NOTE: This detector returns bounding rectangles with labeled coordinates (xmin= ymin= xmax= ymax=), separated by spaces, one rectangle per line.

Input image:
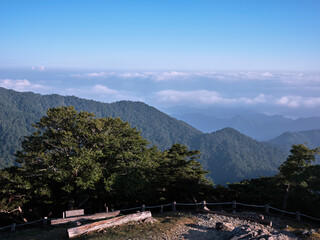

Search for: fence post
xmin=160 ymin=205 xmax=163 ymax=213
xmin=172 ymin=201 xmax=176 ymax=212
xmin=63 ymin=212 xmax=66 ymax=218
xmin=232 ymin=200 xmax=236 ymax=213
xmin=11 ymin=223 xmax=16 ymax=232
xmin=141 ymin=205 xmax=145 ymax=212
xmin=43 ymin=217 xmax=48 ymax=226
xmin=202 ymin=200 xmax=206 ymax=209
xmin=265 ymin=204 xmax=269 ymax=214
xmin=104 ymin=203 xmax=109 ymax=213
xmin=296 ymin=211 xmax=301 ymax=221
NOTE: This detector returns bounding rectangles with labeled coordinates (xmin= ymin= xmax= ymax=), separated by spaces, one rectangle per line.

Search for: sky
xmin=1 ymin=0 xmax=320 ymax=118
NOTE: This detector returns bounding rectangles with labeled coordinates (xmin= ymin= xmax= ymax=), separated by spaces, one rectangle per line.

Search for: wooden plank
xmin=65 ymin=209 xmax=84 ymax=218
xmin=51 ymin=211 xmax=120 ymax=225
xmin=67 ymin=211 xmax=152 ymax=238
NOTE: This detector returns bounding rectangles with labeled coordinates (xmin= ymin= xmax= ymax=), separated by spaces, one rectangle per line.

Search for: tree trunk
xmin=282 ymin=184 xmax=290 ymax=211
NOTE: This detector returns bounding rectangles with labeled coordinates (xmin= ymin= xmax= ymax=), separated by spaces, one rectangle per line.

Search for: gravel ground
xmin=148 ymin=211 xmax=300 ymax=240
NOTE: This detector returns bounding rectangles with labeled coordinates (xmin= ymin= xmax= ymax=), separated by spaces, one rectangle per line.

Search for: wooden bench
xmin=63 ymin=209 xmax=85 ymax=218
xmin=52 ymin=211 xmax=120 ymax=225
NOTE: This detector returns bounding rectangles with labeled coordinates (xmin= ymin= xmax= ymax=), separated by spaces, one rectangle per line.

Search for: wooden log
xmin=51 ymin=211 xmax=120 ymax=225
xmin=67 ymin=211 xmax=152 ymax=238
xmin=65 ymin=209 xmax=84 ymax=218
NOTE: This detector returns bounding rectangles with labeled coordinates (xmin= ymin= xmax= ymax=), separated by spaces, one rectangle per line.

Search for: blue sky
xmin=1 ymin=0 xmax=320 ymax=118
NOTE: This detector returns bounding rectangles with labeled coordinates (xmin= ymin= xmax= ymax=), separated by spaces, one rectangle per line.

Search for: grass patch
xmin=0 ymin=212 xmax=196 ymax=240
xmin=76 ymin=212 xmax=196 ymax=240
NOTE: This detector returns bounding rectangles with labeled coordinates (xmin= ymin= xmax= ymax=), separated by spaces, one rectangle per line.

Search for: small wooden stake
xmin=11 ymin=223 xmax=16 ymax=232
xmin=172 ymin=201 xmax=176 ymax=212
xmin=43 ymin=217 xmax=48 ymax=226
xmin=232 ymin=201 xmax=236 ymax=213
xmin=202 ymin=200 xmax=206 ymax=209
xmin=141 ymin=205 xmax=145 ymax=212
xmin=265 ymin=204 xmax=269 ymax=214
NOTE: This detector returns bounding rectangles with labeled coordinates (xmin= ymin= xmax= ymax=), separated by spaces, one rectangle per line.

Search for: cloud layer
xmin=71 ymin=70 xmax=320 ymax=83
xmin=156 ymin=89 xmax=320 ymax=109
xmin=156 ymin=90 xmax=267 ymax=105
xmin=0 ymin=79 xmax=46 ymax=92
xmin=2 ymin=70 xmax=320 ymax=118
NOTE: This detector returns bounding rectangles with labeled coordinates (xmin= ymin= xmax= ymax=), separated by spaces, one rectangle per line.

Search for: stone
xmin=222 ymin=222 xmax=235 ymax=231
xmin=143 ymin=217 xmax=158 ymax=224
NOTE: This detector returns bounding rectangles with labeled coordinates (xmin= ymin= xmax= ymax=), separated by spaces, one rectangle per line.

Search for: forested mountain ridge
xmin=193 ymin=128 xmax=286 ymax=183
xmin=0 ymin=87 xmax=201 ymax=167
xmin=268 ymin=129 xmax=320 ymax=153
xmin=0 ymin=87 xmax=287 ymax=184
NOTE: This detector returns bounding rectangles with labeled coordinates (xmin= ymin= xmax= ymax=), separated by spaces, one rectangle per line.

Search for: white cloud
xmin=0 ymin=79 xmax=46 ymax=92
xmin=31 ymin=65 xmax=46 ymax=71
xmin=92 ymin=84 xmax=118 ymax=94
xmin=262 ymin=72 xmax=273 ymax=77
xmin=65 ymin=84 xmax=143 ymax=103
xmin=71 ymin=72 xmax=110 ymax=78
xmin=39 ymin=65 xmax=45 ymax=71
xmin=156 ymin=90 xmax=267 ymax=106
xmin=275 ymin=96 xmax=320 ymax=108
xmin=152 ymin=71 xmax=190 ymax=81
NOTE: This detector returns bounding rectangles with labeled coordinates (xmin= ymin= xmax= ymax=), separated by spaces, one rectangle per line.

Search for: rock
xmin=143 ymin=217 xmax=158 ymax=224
xmin=310 ymin=229 xmax=317 ymax=234
xmin=222 ymin=222 xmax=235 ymax=231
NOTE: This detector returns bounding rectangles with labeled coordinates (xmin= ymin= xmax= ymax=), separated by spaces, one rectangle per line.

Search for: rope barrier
xmin=300 ymin=213 xmax=320 ymax=221
xmin=119 ymin=206 xmax=141 ymax=212
xmin=269 ymin=206 xmax=295 ymax=215
xmin=176 ymin=202 xmax=202 ymax=206
xmin=1 ymin=200 xmax=320 ymax=232
xmin=161 ymin=203 xmax=173 ymax=207
xmin=206 ymin=202 xmax=233 ymax=205
xmin=0 ymin=225 xmax=11 ymax=231
xmin=237 ymin=202 xmax=264 ymax=208
xmin=145 ymin=205 xmax=162 ymax=209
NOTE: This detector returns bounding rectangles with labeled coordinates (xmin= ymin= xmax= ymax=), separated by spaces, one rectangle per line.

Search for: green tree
xmin=278 ymin=144 xmax=319 ymax=210
xmin=156 ymin=144 xmax=212 ymax=202
xmin=15 ymin=106 xmax=153 ymax=212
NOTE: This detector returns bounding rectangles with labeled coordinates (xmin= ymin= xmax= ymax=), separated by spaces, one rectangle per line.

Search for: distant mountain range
xmin=172 ymin=112 xmax=320 ymax=141
xmin=0 ymin=87 xmax=298 ymax=184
